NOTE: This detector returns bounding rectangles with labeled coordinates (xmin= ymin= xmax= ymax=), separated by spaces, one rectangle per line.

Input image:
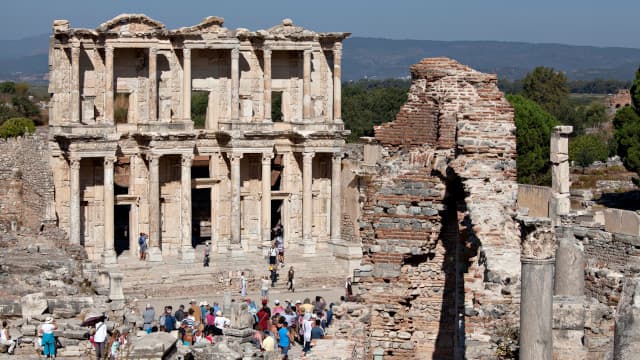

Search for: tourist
xmin=300 ymin=298 xmax=313 ymax=314
xmin=164 ymin=307 xmax=176 ymax=333
xmin=92 ymin=316 xmax=108 ymax=360
xmin=314 ymin=296 xmax=326 ymax=314
xmin=326 ymin=303 xmax=334 ymax=327
xmin=311 ymin=319 xmax=324 ymax=340
xmin=213 ymin=310 xmax=230 ymax=335
xmin=275 ymin=227 xmax=284 ymax=266
xmin=301 ymin=313 xmax=313 ymax=356
xmin=175 ymin=304 xmax=186 ymax=322
xmin=262 ymin=330 xmax=275 ymax=352
xmin=261 ymin=273 xmax=270 ymax=299
xmin=276 ymin=319 xmax=293 ymax=359
xmin=138 ymin=232 xmax=148 ymax=261
xmin=190 ymin=300 xmax=202 ymax=325
xmin=205 ymin=308 xmax=216 ymax=336
xmin=194 ymin=328 xmax=210 ymax=345
xmin=142 ymin=304 xmax=155 ymax=334
xmin=185 ymin=308 xmax=196 ymax=328
xmin=345 ymin=277 xmax=353 ymax=300
xmin=183 ymin=328 xmax=193 ymax=346
xmin=200 ymin=302 xmax=208 ymax=324
xmin=240 ymin=272 xmax=247 ymax=297
xmin=109 ymin=329 xmax=121 ymax=359
xmin=257 ymin=300 xmax=271 ymax=331
xmin=273 ymin=299 xmax=284 ymax=316
xmin=269 ymin=242 xmax=278 ymax=266
xmin=270 ymin=265 xmax=278 ymax=287
xmin=287 ymin=266 xmax=295 ymax=292
xmin=0 ymin=320 xmax=16 ymax=355
xmin=203 ymin=242 xmax=210 ymax=267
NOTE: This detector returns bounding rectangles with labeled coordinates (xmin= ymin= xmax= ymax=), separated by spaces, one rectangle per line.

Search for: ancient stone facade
xmin=353 ymin=58 xmax=519 ymax=359
xmin=47 ymin=14 xmax=349 ymax=263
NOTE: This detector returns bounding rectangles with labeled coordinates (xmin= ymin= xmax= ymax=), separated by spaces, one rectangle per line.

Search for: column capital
xmin=333 ymin=42 xmax=343 ymax=54
xmin=69 ymin=156 xmax=81 ymax=169
xmin=104 ymin=155 xmax=117 ymax=167
xmin=303 ymin=151 xmax=315 ymax=161
xmin=149 ymin=46 xmax=158 ymax=56
xmin=231 ymin=47 xmax=240 ymax=59
xmin=105 ymin=45 xmax=114 ymax=54
xmin=181 ymin=153 xmax=194 ymax=167
xmin=183 ymin=47 xmax=191 ymax=58
xmin=332 ymin=152 xmax=343 ymax=162
xmin=519 ymin=217 xmax=556 ymax=261
xmin=263 ymin=47 xmax=272 ymax=57
xmin=262 ymin=152 xmax=275 ymax=164
xmin=229 ymin=152 xmax=243 ymax=162
xmin=146 ymin=153 xmax=161 ymax=164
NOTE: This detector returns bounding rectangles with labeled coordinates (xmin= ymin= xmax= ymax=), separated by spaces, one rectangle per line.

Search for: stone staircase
xmin=101 ymin=245 xmax=348 ymax=299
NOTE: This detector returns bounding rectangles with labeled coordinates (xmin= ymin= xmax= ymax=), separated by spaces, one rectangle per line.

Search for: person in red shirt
xmin=257 ymin=300 xmax=271 ymax=331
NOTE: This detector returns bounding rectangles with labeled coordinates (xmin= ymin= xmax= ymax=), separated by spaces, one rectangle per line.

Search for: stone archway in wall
xmin=356 ymin=58 xmax=520 ymax=359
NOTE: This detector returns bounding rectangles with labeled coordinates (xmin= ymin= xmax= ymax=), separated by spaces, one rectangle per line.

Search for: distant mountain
xmin=342 ymin=37 xmax=640 ymax=81
xmin=1 ymin=34 xmax=639 ymax=83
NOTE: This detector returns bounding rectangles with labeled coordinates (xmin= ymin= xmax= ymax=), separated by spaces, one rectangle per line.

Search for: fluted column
xmin=148 ymin=47 xmax=158 ymax=122
xmin=69 ymin=156 xmax=81 ymax=245
xmin=71 ymin=43 xmax=81 ymax=123
xmin=261 ymin=153 xmax=274 ymax=248
xmin=231 ymin=47 xmax=240 ymax=120
xmin=105 ymin=46 xmax=114 ymax=124
xmin=180 ymin=154 xmax=195 ymax=263
xmin=333 ymin=43 xmax=342 ymax=122
xmin=182 ymin=48 xmax=191 ymax=120
xmin=102 ymin=155 xmax=117 ymax=265
xmin=147 ymin=154 xmax=163 ymax=262
xmin=519 ymin=218 xmax=556 ymax=360
xmin=128 ymin=154 xmax=139 ymax=252
xmin=331 ymin=152 xmax=342 ymax=242
xmin=303 ymin=49 xmax=312 ymax=120
xmin=302 ymin=151 xmax=315 ymax=254
xmin=263 ymin=48 xmax=272 ymax=122
xmin=230 ymin=153 xmax=243 ymax=246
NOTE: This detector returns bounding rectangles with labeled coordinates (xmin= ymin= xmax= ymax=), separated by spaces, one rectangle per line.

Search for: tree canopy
xmin=614 ymin=67 xmax=640 ymax=174
xmin=569 ymin=134 xmax=609 ymax=168
xmin=507 ymin=94 xmax=559 ymax=185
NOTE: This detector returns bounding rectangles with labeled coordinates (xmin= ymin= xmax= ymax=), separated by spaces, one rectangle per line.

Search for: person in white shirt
xmin=0 ymin=320 xmax=16 ymax=355
xmin=93 ymin=316 xmax=108 ymax=360
xmin=213 ymin=310 xmax=231 ymax=335
xmin=39 ymin=317 xmax=58 ymax=359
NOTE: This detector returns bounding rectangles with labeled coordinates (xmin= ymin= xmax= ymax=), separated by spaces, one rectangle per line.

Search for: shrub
xmin=0 ymin=117 xmax=35 ymax=138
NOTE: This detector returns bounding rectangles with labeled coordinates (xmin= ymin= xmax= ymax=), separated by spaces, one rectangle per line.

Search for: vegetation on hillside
xmin=0 ymin=117 xmax=35 ymax=138
xmin=613 ymin=67 xmax=640 ymax=175
xmin=0 ymin=81 xmax=44 ymax=129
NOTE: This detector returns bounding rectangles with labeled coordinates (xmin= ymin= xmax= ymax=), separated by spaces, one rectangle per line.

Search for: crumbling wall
xmin=355 ymin=58 xmax=519 ymax=359
xmin=0 ymin=130 xmax=55 ymax=230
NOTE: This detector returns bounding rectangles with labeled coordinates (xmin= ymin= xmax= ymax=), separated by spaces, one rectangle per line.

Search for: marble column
xmin=71 ymin=43 xmax=80 ymax=123
xmin=105 ymin=46 xmax=114 ymax=124
xmin=519 ymin=217 xmax=556 ymax=360
xmin=230 ymin=153 xmax=243 ymax=246
xmin=263 ymin=48 xmax=272 ymax=122
xmin=554 ymin=226 xmax=584 ymax=296
xmin=128 ymin=154 xmax=139 ymax=252
xmin=330 ymin=152 xmax=342 ymax=242
xmin=302 ymin=151 xmax=315 ymax=254
xmin=333 ymin=43 xmax=342 ymax=122
xmin=303 ymin=49 xmax=312 ymax=120
xmin=148 ymin=47 xmax=158 ymax=122
xmin=182 ymin=48 xmax=191 ymax=120
xmin=147 ymin=154 xmax=163 ymax=262
xmin=261 ymin=153 xmax=274 ymax=248
xmin=550 ymin=125 xmax=573 ymax=224
xmin=180 ymin=154 xmax=195 ymax=263
xmin=69 ymin=156 xmax=81 ymax=245
xmin=231 ymin=47 xmax=240 ymax=120
xmin=210 ymin=154 xmax=221 ymax=252
xmin=102 ymin=155 xmax=117 ymax=265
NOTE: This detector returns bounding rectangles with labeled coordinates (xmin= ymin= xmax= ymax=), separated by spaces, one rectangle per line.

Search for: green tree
xmin=11 ymin=96 xmax=40 ymax=119
xmin=0 ymin=81 xmax=16 ymax=94
xmin=569 ymin=134 xmax=609 ymax=168
xmin=630 ymin=67 xmax=640 ymax=110
xmin=0 ymin=104 xmax=20 ymax=124
xmin=507 ymin=94 xmax=559 ymax=185
xmin=522 ymin=67 xmax=570 ymax=118
xmin=0 ymin=117 xmax=35 ymax=138
xmin=612 ymin=105 xmax=640 ymax=130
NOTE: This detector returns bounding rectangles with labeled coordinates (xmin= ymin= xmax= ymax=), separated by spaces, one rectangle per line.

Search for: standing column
xmin=102 ymin=155 xmax=117 ymax=265
xmin=303 ymin=49 xmax=312 ymax=120
xmin=330 ymin=152 xmax=342 ymax=242
xmin=332 ymin=43 xmax=342 ymax=122
xmin=261 ymin=153 xmax=274 ymax=249
xmin=71 ymin=43 xmax=81 ymax=123
xmin=147 ymin=154 xmax=163 ymax=262
xmin=105 ymin=46 xmax=114 ymax=124
xmin=128 ymin=154 xmax=139 ymax=252
xmin=231 ymin=47 xmax=240 ymax=120
xmin=182 ymin=48 xmax=191 ymax=120
xmin=148 ymin=47 xmax=158 ymax=122
xmin=263 ymin=48 xmax=272 ymax=122
xmin=69 ymin=156 xmax=81 ymax=245
xmin=230 ymin=153 xmax=243 ymax=247
xmin=550 ymin=125 xmax=573 ymax=224
xmin=180 ymin=154 xmax=195 ymax=263
xmin=302 ymin=151 xmax=315 ymax=254
xmin=519 ymin=218 xmax=556 ymax=360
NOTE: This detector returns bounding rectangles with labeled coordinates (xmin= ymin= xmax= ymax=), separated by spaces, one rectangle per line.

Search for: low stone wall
xmin=517 ymin=184 xmax=550 ymax=217
xmin=603 ymin=208 xmax=640 ymax=237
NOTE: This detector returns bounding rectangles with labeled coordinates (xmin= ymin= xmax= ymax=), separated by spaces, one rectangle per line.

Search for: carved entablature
xmin=97 ymin=14 xmax=167 ymax=35
xmin=519 ymin=216 xmax=557 ymax=260
xmin=174 ymin=16 xmax=231 ymax=38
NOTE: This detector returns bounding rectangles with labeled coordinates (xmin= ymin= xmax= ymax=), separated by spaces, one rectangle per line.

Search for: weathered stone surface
xmin=20 ymin=292 xmax=48 ymax=319
xmin=129 ymin=331 xmax=177 ymax=357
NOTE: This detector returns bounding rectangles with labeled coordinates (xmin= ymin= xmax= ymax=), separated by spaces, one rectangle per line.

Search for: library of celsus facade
xmin=47 ymin=14 xmax=349 ymax=264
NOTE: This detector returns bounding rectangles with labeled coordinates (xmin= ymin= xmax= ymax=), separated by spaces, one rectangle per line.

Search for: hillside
xmin=1 ymin=34 xmax=640 ymax=82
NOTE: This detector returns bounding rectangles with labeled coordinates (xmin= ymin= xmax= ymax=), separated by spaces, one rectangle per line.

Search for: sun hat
xmin=45 ymin=317 xmax=54 ymax=324
xmin=274 ymin=299 xmax=280 ymax=305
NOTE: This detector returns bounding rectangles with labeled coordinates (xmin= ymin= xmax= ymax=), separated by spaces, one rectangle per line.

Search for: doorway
xmin=114 ymin=204 xmax=130 ymax=255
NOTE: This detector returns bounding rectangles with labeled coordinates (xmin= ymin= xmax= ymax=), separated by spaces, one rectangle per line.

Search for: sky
xmin=1 ymin=0 xmax=639 ymax=48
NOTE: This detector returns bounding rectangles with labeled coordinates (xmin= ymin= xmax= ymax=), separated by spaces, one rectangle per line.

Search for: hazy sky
xmin=2 ymin=0 xmax=639 ymax=48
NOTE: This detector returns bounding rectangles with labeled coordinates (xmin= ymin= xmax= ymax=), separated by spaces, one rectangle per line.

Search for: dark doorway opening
xmin=192 ymin=188 xmax=211 ymax=247
xmin=271 ymin=199 xmax=283 ymax=234
xmin=114 ymin=93 xmax=130 ymax=124
xmin=272 ymin=91 xmax=283 ymax=122
xmin=114 ymin=204 xmax=130 ymax=255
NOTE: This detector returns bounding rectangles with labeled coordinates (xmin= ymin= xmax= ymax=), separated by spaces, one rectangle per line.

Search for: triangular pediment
xmin=97 ymin=14 xmax=166 ymax=34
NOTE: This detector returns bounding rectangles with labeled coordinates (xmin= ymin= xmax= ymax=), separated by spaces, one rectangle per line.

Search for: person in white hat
xmin=39 ymin=316 xmax=57 ymax=358
xmin=213 ymin=310 xmax=230 ymax=335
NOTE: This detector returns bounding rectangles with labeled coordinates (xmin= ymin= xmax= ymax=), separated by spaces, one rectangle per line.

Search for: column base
xmin=230 ymin=243 xmax=244 ymax=258
xmin=303 ymin=240 xmax=316 ymax=256
xmin=179 ymin=246 xmax=195 ymax=263
xmin=147 ymin=247 xmax=163 ymax=262
xmin=102 ymin=249 xmax=117 ymax=265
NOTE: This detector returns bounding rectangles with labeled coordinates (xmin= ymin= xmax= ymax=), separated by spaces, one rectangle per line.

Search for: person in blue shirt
xmin=277 ymin=319 xmax=292 ymax=359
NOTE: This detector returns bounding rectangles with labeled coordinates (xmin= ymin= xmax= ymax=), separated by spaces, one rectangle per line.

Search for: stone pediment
xmin=174 ymin=16 xmax=231 ymax=37
xmin=266 ymin=19 xmax=317 ymax=40
xmin=97 ymin=14 xmax=166 ymax=34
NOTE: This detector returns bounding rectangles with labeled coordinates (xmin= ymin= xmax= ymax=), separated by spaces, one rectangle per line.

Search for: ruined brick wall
xmin=0 ymin=129 xmax=55 ymax=229
xmin=355 ymin=58 xmax=519 ymax=359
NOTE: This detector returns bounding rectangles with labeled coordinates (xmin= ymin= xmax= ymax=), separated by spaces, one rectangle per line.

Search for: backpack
xmin=165 ymin=314 xmax=176 ymax=332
